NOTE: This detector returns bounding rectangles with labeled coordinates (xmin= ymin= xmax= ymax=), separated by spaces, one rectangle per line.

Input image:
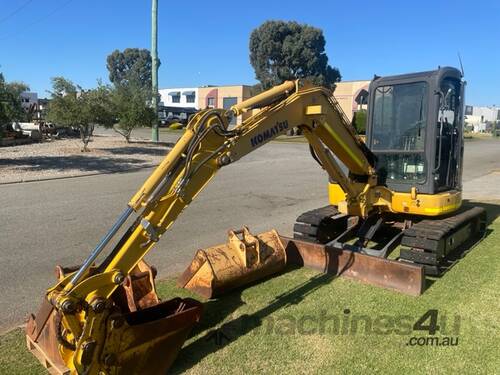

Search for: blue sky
xmin=1 ymin=0 xmax=499 ymax=105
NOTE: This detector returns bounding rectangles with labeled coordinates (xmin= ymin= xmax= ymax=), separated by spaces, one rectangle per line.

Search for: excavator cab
xmin=327 ymin=67 xmax=466 ymax=215
xmin=366 ymin=67 xmax=464 ymax=196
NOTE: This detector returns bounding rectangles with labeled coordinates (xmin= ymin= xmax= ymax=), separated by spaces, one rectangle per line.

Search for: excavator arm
xmin=27 ymin=80 xmax=389 ymax=375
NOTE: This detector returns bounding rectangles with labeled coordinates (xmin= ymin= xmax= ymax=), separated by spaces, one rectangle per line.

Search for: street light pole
xmin=151 ymin=0 xmax=159 ymax=142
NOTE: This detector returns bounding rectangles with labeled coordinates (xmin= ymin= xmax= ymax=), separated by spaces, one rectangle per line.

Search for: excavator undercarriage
xmin=294 ymin=204 xmax=486 ymax=276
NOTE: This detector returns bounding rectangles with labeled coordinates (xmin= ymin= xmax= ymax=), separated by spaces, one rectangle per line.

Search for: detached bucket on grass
xmin=178 ymin=227 xmax=287 ymax=298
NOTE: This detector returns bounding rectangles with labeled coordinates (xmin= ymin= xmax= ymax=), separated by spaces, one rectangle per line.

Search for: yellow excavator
xmin=27 ymin=67 xmax=485 ymax=374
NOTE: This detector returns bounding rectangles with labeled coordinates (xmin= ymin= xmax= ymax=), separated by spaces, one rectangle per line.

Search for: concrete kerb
xmin=0 ymin=165 xmax=159 ymax=186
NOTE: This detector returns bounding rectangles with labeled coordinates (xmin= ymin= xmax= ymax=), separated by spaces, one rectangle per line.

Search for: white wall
xmin=465 ymin=115 xmax=481 ymax=126
xmin=159 ymin=87 xmax=199 ymax=109
xmin=465 ymin=106 xmax=499 ymax=132
xmin=471 ymin=106 xmax=499 ymax=123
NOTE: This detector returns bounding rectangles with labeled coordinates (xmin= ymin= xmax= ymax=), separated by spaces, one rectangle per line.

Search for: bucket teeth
xmin=178 ymin=227 xmax=287 ymax=298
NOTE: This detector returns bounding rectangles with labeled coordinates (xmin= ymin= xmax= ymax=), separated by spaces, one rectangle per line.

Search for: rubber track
xmin=294 ymin=205 xmax=342 ymax=243
xmin=400 ymin=206 xmax=486 ymax=274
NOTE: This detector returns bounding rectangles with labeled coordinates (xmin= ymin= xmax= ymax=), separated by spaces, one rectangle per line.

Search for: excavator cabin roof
xmin=372 ymin=66 xmax=462 ymax=85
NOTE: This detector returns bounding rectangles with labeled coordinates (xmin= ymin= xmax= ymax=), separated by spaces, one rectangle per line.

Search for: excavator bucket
xmin=178 ymin=227 xmax=287 ymax=298
xmin=26 ymin=261 xmax=203 ymax=375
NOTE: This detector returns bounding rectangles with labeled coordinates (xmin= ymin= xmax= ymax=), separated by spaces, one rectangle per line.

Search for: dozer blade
xmin=280 ymin=236 xmax=425 ymax=296
xmin=178 ymin=227 xmax=287 ymax=298
xmin=26 ymin=261 xmax=203 ymax=375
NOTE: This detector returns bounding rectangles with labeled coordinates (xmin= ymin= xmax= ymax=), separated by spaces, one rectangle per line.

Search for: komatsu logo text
xmin=250 ymin=120 xmax=289 ymax=147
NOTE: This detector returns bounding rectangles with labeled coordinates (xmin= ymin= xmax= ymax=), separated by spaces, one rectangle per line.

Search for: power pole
xmin=151 ymin=0 xmax=159 ymax=142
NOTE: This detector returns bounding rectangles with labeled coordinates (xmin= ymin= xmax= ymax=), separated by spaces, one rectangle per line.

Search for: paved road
xmin=462 ymin=138 xmax=500 ymax=181
xmin=0 ymin=142 xmax=326 ymax=333
xmin=1 ymin=138 xmax=499 ymax=333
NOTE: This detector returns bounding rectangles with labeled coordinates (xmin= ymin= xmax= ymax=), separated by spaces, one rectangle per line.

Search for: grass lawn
xmin=1 ymin=200 xmax=499 ymax=374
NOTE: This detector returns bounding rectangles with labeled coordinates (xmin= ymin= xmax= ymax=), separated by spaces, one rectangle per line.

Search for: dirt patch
xmin=0 ymin=135 xmax=171 ymax=183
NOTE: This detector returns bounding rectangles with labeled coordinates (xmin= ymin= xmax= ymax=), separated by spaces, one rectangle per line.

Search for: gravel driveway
xmin=0 ymin=135 xmax=172 ymax=183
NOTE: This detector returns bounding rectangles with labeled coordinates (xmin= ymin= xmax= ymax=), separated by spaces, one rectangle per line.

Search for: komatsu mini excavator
xmin=27 ymin=67 xmax=485 ymax=374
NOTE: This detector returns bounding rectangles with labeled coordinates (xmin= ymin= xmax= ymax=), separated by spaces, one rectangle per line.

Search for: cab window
xmin=371 ymin=82 xmax=428 ymax=151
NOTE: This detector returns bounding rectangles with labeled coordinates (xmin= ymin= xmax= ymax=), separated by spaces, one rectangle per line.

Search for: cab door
xmin=434 ymin=78 xmax=463 ymax=192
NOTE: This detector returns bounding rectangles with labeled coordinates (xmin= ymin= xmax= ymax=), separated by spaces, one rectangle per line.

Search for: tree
xmin=86 ymin=82 xmax=116 ymax=129
xmin=0 ymin=73 xmax=29 ymax=136
xmin=46 ymin=77 xmax=114 ymax=151
xmin=352 ymin=110 xmax=367 ymax=134
xmin=249 ymin=21 xmax=341 ymax=90
xmin=106 ymin=48 xmax=157 ymax=93
xmin=105 ymin=49 xmax=158 ymax=141
xmin=110 ymin=83 xmax=155 ymax=142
